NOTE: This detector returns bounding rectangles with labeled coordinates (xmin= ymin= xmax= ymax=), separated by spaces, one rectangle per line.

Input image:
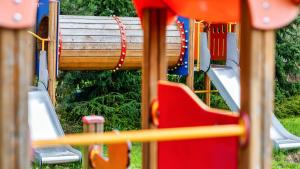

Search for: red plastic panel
xmin=248 ymin=0 xmax=299 ymax=30
xmin=209 ymin=24 xmax=228 ymax=61
xmin=0 ymin=0 xmax=38 ymax=28
xmin=158 ymin=81 xmax=239 ymax=169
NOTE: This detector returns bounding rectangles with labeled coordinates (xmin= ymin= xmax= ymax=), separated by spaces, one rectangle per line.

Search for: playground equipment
xmin=35 ymin=0 xmax=191 ymax=104
xmin=0 ymin=0 xmax=299 ymax=169
xmin=59 ymin=15 xmax=184 ymax=70
xmin=28 ymin=30 xmax=82 ymax=166
xmin=28 ymin=87 xmax=81 ymax=166
xmin=198 ymin=23 xmax=300 ymax=149
xmin=36 ymin=1 xmax=191 ymax=73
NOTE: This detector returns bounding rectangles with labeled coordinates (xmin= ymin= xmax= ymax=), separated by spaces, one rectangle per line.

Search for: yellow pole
xmin=33 ymin=124 xmax=245 ymax=148
xmin=27 ymin=31 xmax=49 ymax=51
xmin=194 ymin=90 xmax=218 ymax=94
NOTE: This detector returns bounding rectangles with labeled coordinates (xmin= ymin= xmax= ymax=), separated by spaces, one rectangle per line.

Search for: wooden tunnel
xmin=59 ymin=15 xmax=184 ymax=70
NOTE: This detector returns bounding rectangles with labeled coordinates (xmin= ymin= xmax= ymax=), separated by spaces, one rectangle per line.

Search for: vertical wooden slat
xmin=186 ymin=19 xmax=195 ymax=90
xmin=0 ymin=29 xmax=32 ymax=169
xmin=48 ymin=0 xmax=58 ymax=104
xmin=16 ymin=30 xmax=33 ymax=168
xmin=261 ymin=31 xmax=274 ymax=169
xmin=239 ymin=1 xmax=273 ymax=168
xmin=142 ymin=9 xmax=167 ymax=169
xmin=204 ymin=74 xmax=211 ymax=106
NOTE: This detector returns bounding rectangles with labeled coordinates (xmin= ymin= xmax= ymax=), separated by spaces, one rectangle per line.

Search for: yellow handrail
xmin=33 ymin=124 xmax=245 ymax=148
xmin=27 ymin=31 xmax=50 ymax=51
xmin=194 ymin=90 xmax=218 ymax=94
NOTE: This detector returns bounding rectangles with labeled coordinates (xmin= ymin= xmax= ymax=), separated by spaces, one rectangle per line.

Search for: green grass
xmin=272 ymin=116 xmax=300 ymax=169
xmin=279 ymin=117 xmax=300 ymax=136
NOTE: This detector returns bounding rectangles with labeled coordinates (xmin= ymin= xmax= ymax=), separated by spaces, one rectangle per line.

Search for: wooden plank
xmin=238 ymin=1 xmax=273 ymax=169
xmin=48 ymin=0 xmax=58 ymax=104
xmin=61 ymin=49 xmax=180 ymax=57
xmin=204 ymin=73 xmax=211 ymax=106
xmin=61 ymin=42 xmax=181 ymax=50
xmin=59 ymin=55 xmax=177 ymax=70
xmin=142 ymin=9 xmax=168 ymax=169
xmin=59 ymin=23 xmax=178 ymax=30
xmin=186 ymin=19 xmax=195 ymax=90
xmin=16 ymin=29 xmax=33 ymax=168
xmin=59 ymin=18 xmax=141 ymax=24
xmin=61 ymin=35 xmax=181 ymax=43
xmin=60 ymin=29 xmax=180 ymax=37
xmin=0 ymin=28 xmax=32 ymax=169
xmin=60 ymin=15 xmax=139 ymax=20
xmin=0 ymin=28 xmax=16 ymax=169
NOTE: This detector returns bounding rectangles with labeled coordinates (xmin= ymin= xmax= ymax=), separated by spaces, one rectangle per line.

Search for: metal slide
xmin=28 ymin=87 xmax=82 ymax=165
xmin=200 ymin=32 xmax=300 ymax=149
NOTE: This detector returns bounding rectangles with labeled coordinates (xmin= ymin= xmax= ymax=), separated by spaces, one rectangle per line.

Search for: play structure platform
xmin=28 ymin=87 xmax=82 ymax=165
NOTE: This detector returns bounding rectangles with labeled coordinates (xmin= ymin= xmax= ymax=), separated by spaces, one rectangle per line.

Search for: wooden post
xmin=142 ymin=9 xmax=167 ymax=169
xmin=82 ymin=116 xmax=105 ymax=169
xmin=186 ymin=19 xmax=195 ymax=90
xmin=204 ymin=22 xmax=211 ymax=106
xmin=48 ymin=0 xmax=58 ymax=104
xmin=239 ymin=1 xmax=273 ymax=168
xmin=0 ymin=29 xmax=33 ymax=168
xmin=204 ymin=74 xmax=211 ymax=106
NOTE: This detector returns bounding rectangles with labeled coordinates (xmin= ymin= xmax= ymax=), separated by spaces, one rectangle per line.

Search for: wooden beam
xmin=186 ymin=19 xmax=195 ymax=90
xmin=239 ymin=1 xmax=273 ymax=168
xmin=142 ymin=9 xmax=168 ymax=169
xmin=204 ymin=74 xmax=211 ymax=106
xmin=48 ymin=0 xmax=58 ymax=104
xmin=0 ymin=28 xmax=32 ymax=169
xmin=59 ymin=55 xmax=178 ymax=70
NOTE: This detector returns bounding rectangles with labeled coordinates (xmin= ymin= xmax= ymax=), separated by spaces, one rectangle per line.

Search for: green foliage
xmin=56 ymin=71 xmax=141 ymax=133
xmin=275 ymin=95 xmax=300 ymax=118
xmin=275 ymin=15 xmax=300 ymax=99
xmin=60 ymin=0 xmax=136 ymax=16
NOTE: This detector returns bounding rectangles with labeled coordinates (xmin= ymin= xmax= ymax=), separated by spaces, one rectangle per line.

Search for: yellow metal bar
xmin=228 ymin=23 xmax=232 ymax=32
xmin=27 ymin=31 xmax=49 ymax=51
xmin=33 ymin=124 xmax=245 ymax=148
xmin=194 ymin=90 xmax=218 ymax=94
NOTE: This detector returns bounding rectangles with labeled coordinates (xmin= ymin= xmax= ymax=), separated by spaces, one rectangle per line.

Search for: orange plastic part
xmin=248 ymin=0 xmax=299 ymax=29
xmin=0 ymin=0 xmax=38 ymax=28
xmin=90 ymin=143 xmax=130 ymax=169
xmin=163 ymin=0 xmax=240 ymax=23
xmin=132 ymin=0 xmax=176 ymax=24
xmin=151 ymin=99 xmax=159 ymax=126
xmin=133 ymin=0 xmax=239 ymax=24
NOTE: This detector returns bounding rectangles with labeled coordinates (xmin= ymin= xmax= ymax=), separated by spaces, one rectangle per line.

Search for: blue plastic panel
xmin=168 ymin=17 xmax=189 ymax=76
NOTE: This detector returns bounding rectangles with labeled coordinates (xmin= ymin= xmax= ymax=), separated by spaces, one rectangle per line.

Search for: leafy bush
xmin=60 ymin=0 xmax=136 ymax=16
xmin=275 ymin=95 xmax=300 ymax=118
xmin=56 ymin=71 xmax=141 ymax=133
xmin=275 ymin=15 xmax=300 ymax=100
